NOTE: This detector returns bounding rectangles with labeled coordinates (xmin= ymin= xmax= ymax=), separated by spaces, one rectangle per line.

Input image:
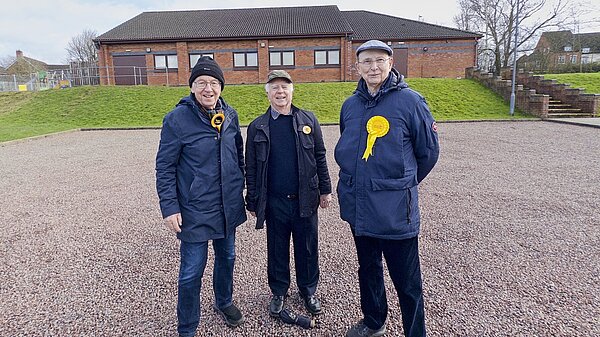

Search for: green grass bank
xmin=1 ymin=78 xmax=524 ymax=142
xmin=542 ymin=72 xmax=600 ymax=94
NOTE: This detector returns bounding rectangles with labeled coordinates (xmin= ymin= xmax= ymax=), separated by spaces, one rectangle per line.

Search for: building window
xmin=557 ymin=55 xmax=565 ymax=64
xmin=233 ymin=52 xmax=258 ymax=68
xmin=582 ymin=47 xmax=590 ymax=54
xmin=315 ymin=50 xmax=340 ymax=65
xmin=270 ymin=51 xmax=295 ymax=67
xmin=190 ymin=53 xmax=214 ymax=68
xmin=582 ymin=55 xmax=591 ymax=64
xmin=570 ymin=55 xmax=577 ymax=63
xmin=155 ymin=55 xmax=178 ymax=70
xmin=564 ymin=46 xmax=572 ymax=52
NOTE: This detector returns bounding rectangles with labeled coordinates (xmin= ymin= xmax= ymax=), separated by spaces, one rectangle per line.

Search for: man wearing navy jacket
xmin=335 ymin=40 xmax=440 ymax=337
xmin=156 ymin=56 xmax=247 ymax=337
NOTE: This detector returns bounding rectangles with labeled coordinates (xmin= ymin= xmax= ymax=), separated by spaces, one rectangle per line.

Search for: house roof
xmin=95 ymin=6 xmax=480 ymax=44
xmin=95 ymin=5 xmax=353 ymax=43
xmin=342 ymin=10 xmax=481 ymax=41
xmin=539 ymin=30 xmax=600 ymax=52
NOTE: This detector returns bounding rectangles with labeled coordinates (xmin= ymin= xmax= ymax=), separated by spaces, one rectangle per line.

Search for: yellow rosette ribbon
xmin=211 ymin=112 xmax=225 ymax=132
xmin=362 ymin=116 xmax=389 ymax=161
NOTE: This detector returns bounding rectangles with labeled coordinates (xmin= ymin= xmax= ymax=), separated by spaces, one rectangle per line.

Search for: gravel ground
xmin=0 ymin=121 xmax=598 ymax=337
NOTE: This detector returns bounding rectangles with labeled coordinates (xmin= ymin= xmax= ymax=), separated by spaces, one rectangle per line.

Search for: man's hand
xmin=164 ymin=213 xmax=182 ymax=233
xmin=319 ymin=194 xmax=332 ymax=208
xmin=250 ymin=211 xmax=256 ymax=217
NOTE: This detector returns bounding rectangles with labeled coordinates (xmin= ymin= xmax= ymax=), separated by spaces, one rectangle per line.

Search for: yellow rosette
xmin=211 ymin=112 xmax=225 ymax=132
xmin=362 ymin=116 xmax=389 ymax=161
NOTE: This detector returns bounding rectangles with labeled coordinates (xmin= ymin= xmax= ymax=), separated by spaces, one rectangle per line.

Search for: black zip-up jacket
xmin=245 ymin=105 xmax=332 ymax=229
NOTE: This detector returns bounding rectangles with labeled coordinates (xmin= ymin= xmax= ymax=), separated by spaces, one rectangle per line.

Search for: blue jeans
xmin=177 ymin=233 xmax=236 ymax=337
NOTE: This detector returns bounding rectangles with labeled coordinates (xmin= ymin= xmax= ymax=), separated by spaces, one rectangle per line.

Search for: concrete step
xmin=548 ymin=108 xmax=583 ymax=113
xmin=548 ymin=112 xmax=595 ymax=118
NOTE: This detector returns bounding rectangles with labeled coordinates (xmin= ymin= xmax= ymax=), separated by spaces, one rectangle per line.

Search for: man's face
xmin=191 ymin=75 xmax=221 ymax=109
xmin=267 ymin=79 xmax=293 ymax=112
xmin=356 ymin=49 xmax=393 ymax=90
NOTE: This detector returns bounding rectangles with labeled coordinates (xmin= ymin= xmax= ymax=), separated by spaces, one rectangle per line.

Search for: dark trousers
xmin=353 ymin=234 xmax=426 ymax=337
xmin=266 ymin=195 xmax=319 ymax=297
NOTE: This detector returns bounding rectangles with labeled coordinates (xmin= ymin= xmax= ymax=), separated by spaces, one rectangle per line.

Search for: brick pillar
xmin=177 ymin=42 xmax=189 ymax=86
xmin=257 ymin=40 xmax=269 ymax=83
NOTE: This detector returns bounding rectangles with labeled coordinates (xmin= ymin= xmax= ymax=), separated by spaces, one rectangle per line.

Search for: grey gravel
xmin=0 ymin=121 xmax=598 ymax=337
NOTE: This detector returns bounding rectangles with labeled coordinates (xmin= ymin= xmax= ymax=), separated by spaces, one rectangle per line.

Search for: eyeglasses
xmin=193 ymin=80 xmax=221 ymax=90
xmin=357 ymin=57 xmax=391 ymax=68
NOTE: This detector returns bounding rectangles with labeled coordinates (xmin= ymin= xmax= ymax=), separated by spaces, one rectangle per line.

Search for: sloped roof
xmin=95 ymin=5 xmax=353 ymax=42
xmin=342 ymin=10 xmax=481 ymax=40
xmin=539 ymin=30 xmax=600 ymax=52
xmin=577 ymin=32 xmax=600 ymax=52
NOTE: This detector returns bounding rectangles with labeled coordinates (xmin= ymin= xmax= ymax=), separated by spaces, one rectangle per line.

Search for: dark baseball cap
xmin=267 ymin=70 xmax=292 ymax=83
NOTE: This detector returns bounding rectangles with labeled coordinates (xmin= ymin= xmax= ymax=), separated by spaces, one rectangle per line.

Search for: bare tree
xmin=0 ymin=55 xmax=15 ymax=68
xmin=66 ymin=29 xmax=98 ymax=64
xmin=455 ymin=0 xmax=576 ymax=75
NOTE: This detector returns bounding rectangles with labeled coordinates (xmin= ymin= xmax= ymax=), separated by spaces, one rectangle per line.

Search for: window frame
xmin=189 ymin=53 xmax=215 ymax=69
xmin=557 ymin=55 xmax=566 ymax=64
xmin=569 ymin=54 xmax=577 ymax=64
xmin=314 ymin=49 xmax=340 ymax=67
xmin=233 ymin=52 xmax=258 ymax=69
xmin=269 ymin=50 xmax=295 ymax=68
xmin=154 ymin=54 xmax=178 ymax=71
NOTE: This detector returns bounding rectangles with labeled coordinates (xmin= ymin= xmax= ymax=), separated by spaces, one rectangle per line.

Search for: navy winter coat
xmin=334 ymin=69 xmax=439 ymax=240
xmin=245 ymin=105 xmax=332 ymax=229
xmin=156 ymin=94 xmax=247 ymax=242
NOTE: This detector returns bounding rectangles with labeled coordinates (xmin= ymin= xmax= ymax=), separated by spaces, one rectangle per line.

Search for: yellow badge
xmin=362 ymin=116 xmax=389 ymax=161
xmin=211 ymin=112 xmax=225 ymax=132
xmin=302 ymin=125 xmax=312 ymax=134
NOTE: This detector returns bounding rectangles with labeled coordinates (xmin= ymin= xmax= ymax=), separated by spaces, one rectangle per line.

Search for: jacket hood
xmin=354 ymin=68 xmax=408 ymax=101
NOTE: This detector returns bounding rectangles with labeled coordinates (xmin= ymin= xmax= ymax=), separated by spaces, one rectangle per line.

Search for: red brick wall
xmin=97 ymin=37 xmax=478 ymax=85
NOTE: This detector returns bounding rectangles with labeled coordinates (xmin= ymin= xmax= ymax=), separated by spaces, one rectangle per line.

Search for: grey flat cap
xmin=356 ymin=40 xmax=393 ymax=56
xmin=267 ymin=70 xmax=293 ymax=83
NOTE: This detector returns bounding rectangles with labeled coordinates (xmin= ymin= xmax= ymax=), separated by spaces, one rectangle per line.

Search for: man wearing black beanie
xmin=156 ymin=56 xmax=246 ymax=336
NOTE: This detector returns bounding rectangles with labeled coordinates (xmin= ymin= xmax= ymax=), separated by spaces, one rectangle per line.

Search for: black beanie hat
xmin=189 ymin=56 xmax=225 ymax=89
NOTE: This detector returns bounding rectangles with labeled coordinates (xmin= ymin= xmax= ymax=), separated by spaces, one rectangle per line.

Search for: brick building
xmin=519 ymin=30 xmax=600 ymax=73
xmin=94 ymin=5 xmax=481 ymax=86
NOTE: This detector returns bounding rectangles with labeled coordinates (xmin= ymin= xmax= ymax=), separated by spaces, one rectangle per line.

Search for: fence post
xmin=13 ymin=74 xmax=17 ymax=91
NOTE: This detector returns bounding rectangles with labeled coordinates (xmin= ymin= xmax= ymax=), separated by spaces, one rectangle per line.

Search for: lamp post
xmin=509 ymin=0 xmax=520 ymax=116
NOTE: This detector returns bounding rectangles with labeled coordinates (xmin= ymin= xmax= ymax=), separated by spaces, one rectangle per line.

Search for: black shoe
xmin=302 ymin=295 xmax=322 ymax=315
xmin=214 ymin=303 xmax=244 ymax=328
xmin=345 ymin=319 xmax=386 ymax=337
xmin=269 ymin=295 xmax=285 ymax=317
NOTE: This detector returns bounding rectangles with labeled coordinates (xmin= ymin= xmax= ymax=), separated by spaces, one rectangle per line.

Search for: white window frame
xmin=557 ymin=55 xmax=566 ymax=64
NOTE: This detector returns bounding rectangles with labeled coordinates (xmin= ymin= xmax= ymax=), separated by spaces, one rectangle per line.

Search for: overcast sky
xmin=1 ymin=0 xmax=598 ymax=64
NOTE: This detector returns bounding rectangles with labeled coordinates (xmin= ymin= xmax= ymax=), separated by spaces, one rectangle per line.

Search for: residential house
xmin=94 ymin=5 xmax=481 ymax=86
xmin=519 ymin=30 xmax=600 ymax=73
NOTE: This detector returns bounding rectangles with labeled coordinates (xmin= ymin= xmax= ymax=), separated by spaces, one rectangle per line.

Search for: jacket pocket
xmin=339 ymin=171 xmax=353 ymax=186
xmin=371 ymin=176 xmax=416 ymax=191
xmin=253 ymin=134 xmax=268 ymax=162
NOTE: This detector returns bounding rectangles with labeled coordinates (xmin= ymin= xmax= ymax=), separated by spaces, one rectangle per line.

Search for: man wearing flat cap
xmin=245 ymin=70 xmax=332 ymax=318
xmin=335 ymin=40 xmax=439 ymax=337
xmin=156 ymin=56 xmax=247 ymax=336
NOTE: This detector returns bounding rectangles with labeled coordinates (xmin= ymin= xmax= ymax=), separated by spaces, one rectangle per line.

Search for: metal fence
xmin=0 ymin=64 xmax=168 ymax=92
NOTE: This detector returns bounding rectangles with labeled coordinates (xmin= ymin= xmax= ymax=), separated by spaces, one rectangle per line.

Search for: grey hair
xmin=265 ymin=82 xmax=294 ymax=92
